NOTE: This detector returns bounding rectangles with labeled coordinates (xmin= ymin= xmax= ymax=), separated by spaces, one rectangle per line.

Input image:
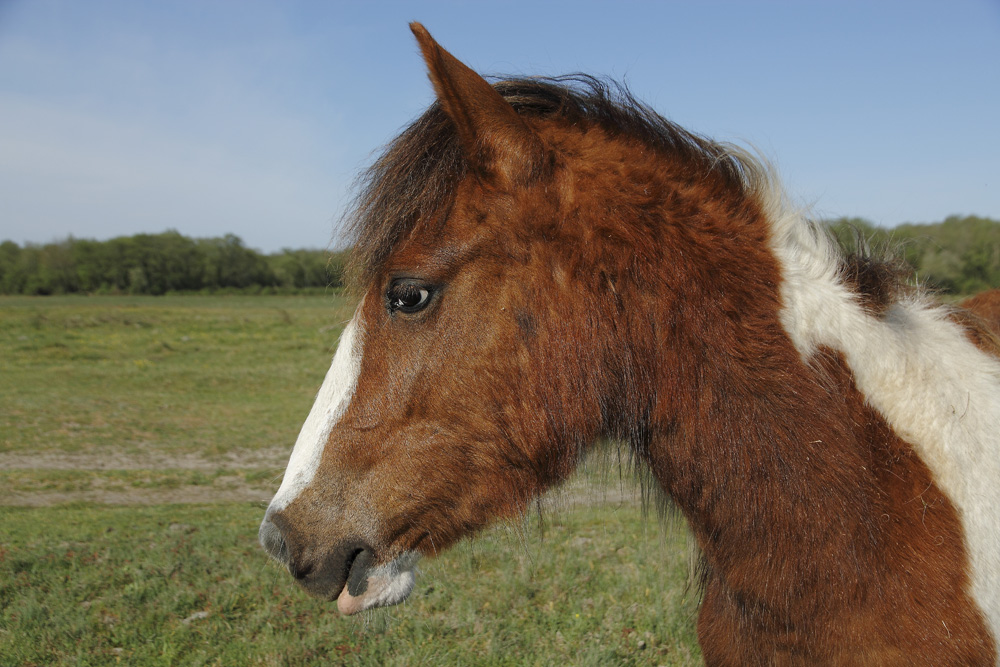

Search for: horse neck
xmin=636 ymin=292 xmax=879 ymax=555
xmin=593 ymin=195 xmax=913 ymax=604
xmin=551 ymin=137 xmax=997 ymax=654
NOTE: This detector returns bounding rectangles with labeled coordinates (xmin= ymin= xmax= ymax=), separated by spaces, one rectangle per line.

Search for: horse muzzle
xmin=258 ymin=511 xmax=420 ymax=614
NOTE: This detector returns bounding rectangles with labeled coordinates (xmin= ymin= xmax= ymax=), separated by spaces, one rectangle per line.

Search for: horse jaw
xmin=336 ymin=551 xmax=421 ymax=615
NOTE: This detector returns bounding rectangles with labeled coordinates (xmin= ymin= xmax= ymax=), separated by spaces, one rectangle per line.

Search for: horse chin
xmin=336 ymin=551 xmax=421 ymax=616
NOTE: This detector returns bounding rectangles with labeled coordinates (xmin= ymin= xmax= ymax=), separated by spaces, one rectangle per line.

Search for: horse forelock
xmin=343 ymin=101 xmax=466 ymax=292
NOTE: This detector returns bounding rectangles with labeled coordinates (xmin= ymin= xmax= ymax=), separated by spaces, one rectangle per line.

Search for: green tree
xmin=267 ymin=248 xmax=344 ymax=289
xmin=0 ymin=240 xmax=24 ymax=293
xmin=199 ymin=234 xmax=276 ymax=290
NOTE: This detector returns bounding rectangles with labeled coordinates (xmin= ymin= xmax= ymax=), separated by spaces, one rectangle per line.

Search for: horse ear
xmin=410 ymin=22 xmax=546 ymax=187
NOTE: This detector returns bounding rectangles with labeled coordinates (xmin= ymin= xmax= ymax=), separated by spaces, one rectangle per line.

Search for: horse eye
xmin=387 ymin=281 xmax=432 ymax=314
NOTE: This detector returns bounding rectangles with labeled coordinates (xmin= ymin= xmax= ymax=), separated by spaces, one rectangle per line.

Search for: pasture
xmin=0 ymin=295 xmax=701 ymax=665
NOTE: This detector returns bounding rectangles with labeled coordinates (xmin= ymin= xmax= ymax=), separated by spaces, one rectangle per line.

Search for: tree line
xmin=1 ymin=215 xmax=998 ymax=296
xmin=0 ymin=231 xmax=348 ymax=295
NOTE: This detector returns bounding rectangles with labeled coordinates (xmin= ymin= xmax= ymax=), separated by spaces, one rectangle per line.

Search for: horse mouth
xmin=343 ymin=546 xmax=373 ymax=597
xmin=260 ymin=514 xmax=420 ymax=613
xmin=336 ymin=550 xmax=421 ymax=615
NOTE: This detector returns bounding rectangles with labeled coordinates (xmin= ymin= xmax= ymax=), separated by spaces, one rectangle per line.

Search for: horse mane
xmin=836 ymin=230 xmax=917 ymax=315
xmin=343 ymin=74 xmax=912 ymax=315
xmin=344 ymin=76 xmax=755 ymax=286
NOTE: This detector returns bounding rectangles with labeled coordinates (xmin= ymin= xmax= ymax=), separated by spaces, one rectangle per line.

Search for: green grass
xmin=0 ymin=502 xmax=700 ymax=666
xmin=0 ymin=294 xmax=354 ymax=460
xmin=0 ymin=295 xmax=702 ymax=665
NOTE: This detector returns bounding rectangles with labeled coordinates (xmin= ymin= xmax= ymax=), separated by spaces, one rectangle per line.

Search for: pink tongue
xmin=337 ymin=584 xmax=366 ymax=615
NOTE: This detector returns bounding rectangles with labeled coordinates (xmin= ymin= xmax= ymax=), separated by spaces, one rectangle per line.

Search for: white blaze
xmin=268 ymin=312 xmax=364 ymax=512
xmin=264 ymin=308 xmax=423 ymax=611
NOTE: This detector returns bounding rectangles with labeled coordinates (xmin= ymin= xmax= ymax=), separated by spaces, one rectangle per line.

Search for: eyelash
xmin=386 ymin=280 xmax=433 ymax=314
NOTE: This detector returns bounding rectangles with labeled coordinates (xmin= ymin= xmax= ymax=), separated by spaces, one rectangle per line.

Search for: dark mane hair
xmin=343 ymin=75 xmax=761 ymax=289
xmin=837 ymin=231 xmax=916 ymax=314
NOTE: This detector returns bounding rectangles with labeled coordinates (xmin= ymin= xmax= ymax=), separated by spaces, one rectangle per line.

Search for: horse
xmin=259 ymin=23 xmax=1000 ymax=664
xmin=961 ymin=289 xmax=1000 ymax=342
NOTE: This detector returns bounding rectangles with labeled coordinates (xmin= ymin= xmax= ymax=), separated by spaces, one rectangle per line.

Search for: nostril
xmin=258 ymin=518 xmax=289 ymax=565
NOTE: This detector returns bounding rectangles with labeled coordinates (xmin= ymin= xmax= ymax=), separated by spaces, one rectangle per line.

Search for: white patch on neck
xmin=762 ymin=184 xmax=1000 ymax=650
xmin=268 ymin=310 xmax=364 ymax=512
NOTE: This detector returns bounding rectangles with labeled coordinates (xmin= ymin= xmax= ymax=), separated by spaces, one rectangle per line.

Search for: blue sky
xmin=1 ymin=0 xmax=998 ymax=252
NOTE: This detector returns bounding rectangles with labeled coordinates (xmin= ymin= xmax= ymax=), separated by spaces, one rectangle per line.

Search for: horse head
xmin=259 ymin=23 xmax=660 ymax=614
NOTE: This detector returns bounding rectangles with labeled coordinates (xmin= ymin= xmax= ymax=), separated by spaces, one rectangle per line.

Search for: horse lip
xmin=345 ymin=547 xmax=373 ymax=597
xmin=335 ymin=551 xmax=422 ymax=615
xmin=283 ymin=539 xmax=375 ymax=601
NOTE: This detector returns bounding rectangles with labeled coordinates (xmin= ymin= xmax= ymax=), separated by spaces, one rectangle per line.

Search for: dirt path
xmin=2 ymin=485 xmax=273 ymax=508
xmin=0 ymin=446 xmax=648 ymax=509
xmin=0 ymin=448 xmax=287 ymax=507
xmin=0 ymin=447 xmax=289 ymax=472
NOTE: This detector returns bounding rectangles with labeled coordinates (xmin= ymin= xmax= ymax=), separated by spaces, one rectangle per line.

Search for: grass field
xmin=0 ymin=294 xmax=702 ymax=665
xmin=1 ymin=294 xmax=354 ymax=461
